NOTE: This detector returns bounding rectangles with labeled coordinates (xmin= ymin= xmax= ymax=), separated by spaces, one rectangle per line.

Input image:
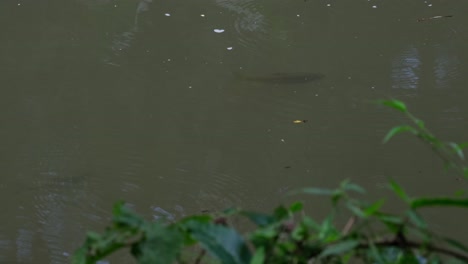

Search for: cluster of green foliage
xmin=73 ymin=100 xmax=468 ymax=264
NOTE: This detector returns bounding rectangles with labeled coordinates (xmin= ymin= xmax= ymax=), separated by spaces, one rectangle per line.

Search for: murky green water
xmin=1 ymin=0 xmax=468 ymax=262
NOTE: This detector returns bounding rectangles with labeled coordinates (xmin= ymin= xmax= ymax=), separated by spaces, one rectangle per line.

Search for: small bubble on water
xmin=200 ymin=14 xmax=205 ymax=17
xmin=326 ymin=4 xmax=331 ymax=6
xmin=214 ymin=29 xmax=225 ymax=33
xmin=227 ymin=47 xmax=233 ymax=50
xmin=165 ymin=13 xmax=171 ymax=16
xmin=372 ymin=5 xmax=377 ymax=8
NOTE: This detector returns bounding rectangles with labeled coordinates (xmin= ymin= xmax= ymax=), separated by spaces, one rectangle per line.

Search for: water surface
xmin=1 ymin=0 xmax=468 ymax=262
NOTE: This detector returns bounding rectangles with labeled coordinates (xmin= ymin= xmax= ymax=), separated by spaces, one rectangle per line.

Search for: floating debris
xmin=213 ymin=29 xmax=225 ymax=33
xmin=417 ymin=15 xmax=453 ymax=22
xmin=293 ymin=120 xmax=307 ymax=124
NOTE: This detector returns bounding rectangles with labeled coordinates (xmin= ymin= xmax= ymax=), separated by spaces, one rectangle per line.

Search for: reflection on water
xmin=433 ymin=46 xmax=460 ymax=88
xmin=392 ymin=46 xmax=421 ymax=89
xmin=215 ymin=0 xmax=271 ymax=52
xmin=104 ymin=0 xmax=153 ymax=66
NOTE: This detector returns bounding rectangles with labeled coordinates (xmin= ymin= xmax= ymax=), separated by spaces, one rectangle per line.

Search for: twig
xmin=341 ymin=216 xmax=356 ymax=236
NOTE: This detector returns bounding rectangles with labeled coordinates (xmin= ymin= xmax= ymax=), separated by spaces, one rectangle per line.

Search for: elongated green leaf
xmin=250 ymin=247 xmax=265 ymax=264
xmin=240 ymin=211 xmax=275 ymax=227
xmin=383 ymin=126 xmax=417 ymax=143
xmin=411 ymin=198 xmax=468 ymax=209
xmin=319 ymin=240 xmax=359 ymax=258
xmin=291 ymin=187 xmax=337 ymax=196
xmin=184 ymin=220 xmax=252 ymax=264
xmin=447 ymin=142 xmax=465 ymax=160
xmin=414 ymin=118 xmax=425 ymax=129
xmin=368 ymin=241 xmax=386 ymax=263
xmin=318 ymin=215 xmax=339 ymax=242
xmin=374 ymin=212 xmax=403 ymax=233
xmin=389 ymin=180 xmax=410 ymax=203
xmin=397 ymin=252 xmax=420 ymax=264
xmin=407 ymin=210 xmax=427 ymax=229
xmin=364 ymin=199 xmax=385 ymax=216
xmin=341 ymin=181 xmax=366 ymax=194
xmin=379 ymin=100 xmax=408 ymax=113
xmin=346 ymin=202 xmax=366 ymax=218
xmin=444 ymin=238 xmax=468 ymax=254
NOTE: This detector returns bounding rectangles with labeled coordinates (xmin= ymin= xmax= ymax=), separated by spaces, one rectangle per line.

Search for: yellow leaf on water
xmin=293 ymin=120 xmax=307 ymax=124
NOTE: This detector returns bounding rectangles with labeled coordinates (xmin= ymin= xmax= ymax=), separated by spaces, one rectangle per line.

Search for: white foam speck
xmin=165 ymin=13 xmax=171 ymax=16
xmin=214 ymin=29 xmax=225 ymax=33
xmin=227 ymin=47 xmax=233 ymax=50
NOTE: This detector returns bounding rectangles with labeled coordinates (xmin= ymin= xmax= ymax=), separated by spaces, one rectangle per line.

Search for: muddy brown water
xmin=0 ymin=0 xmax=468 ymax=262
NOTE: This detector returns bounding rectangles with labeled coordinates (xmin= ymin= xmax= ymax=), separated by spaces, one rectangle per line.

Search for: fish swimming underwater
xmin=234 ymin=72 xmax=325 ymax=84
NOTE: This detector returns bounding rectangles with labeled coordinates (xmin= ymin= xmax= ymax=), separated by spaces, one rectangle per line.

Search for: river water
xmin=1 ymin=0 xmax=467 ymax=262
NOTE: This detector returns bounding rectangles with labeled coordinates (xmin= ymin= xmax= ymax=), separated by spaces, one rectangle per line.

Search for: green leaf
xmin=396 ymin=252 xmax=420 ymax=264
xmin=240 ymin=211 xmax=276 ymax=227
xmin=447 ymin=142 xmax=465 ymax=160
xmin=250 ymin=247 xmax=265 ymax=264
xmin=389 ymin=180 xmax=410 ymax=203
xmin=411 ymin=198 xmax=468 ymax=209
xmin=407 ymin=210 xmax=427 ymax=229
xmin=302 ymin=216 xmax=320 ymax=231
xmin=112 ymin=202 xmax=144 ymax=229
xmin=289 ymin=201 xmax=304 ymax=213
xmin=415 ymin=119 xmax=425 ymax=129
xmin=458 ymin=142 xmax=468 ymax=150
xmin=383 ymin=126 xmax=417 ymax=143
xmin=318 ymin=215 xmax=339 ymax=242
xmin=319 ymin=240 xmax=359 ymax=258
xmin=378 ymin=99 xmax=408 ymax=113
xmin=291 ymin=187 xmax=337 ymax=196
xmin=131 ymin=224 xmax=184 ymax=264
xmin=363 ymin=199 xmax=385 ymax=216
xmin=184 ymin=220 xmax=252 ymax=264
xmin=444 ymin=238 xmax=468 ymax=254
xmin=368 ymin=241 xmax=386 ymax=263
xmin=273 ymin=206 xmax=289 ymax=220
xmin=341 ymin=181 xmax=366 ymax=194
xmin=346 ymin=202 xmax=366 ymax=218
xmin=374 ymin=213 xmax=403 ymax=232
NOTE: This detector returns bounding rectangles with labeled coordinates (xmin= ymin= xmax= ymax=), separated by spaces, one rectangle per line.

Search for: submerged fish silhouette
xmin=235 ymin=72 xmax=325 ymax=84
